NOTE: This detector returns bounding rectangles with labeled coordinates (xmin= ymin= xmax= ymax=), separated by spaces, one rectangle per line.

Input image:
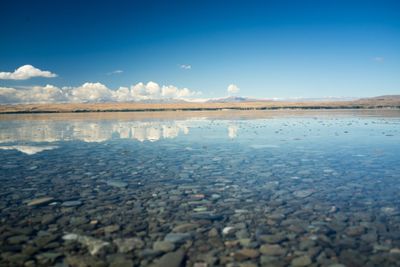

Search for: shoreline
xmin=1 ymin=100 xmax=400 ymax=114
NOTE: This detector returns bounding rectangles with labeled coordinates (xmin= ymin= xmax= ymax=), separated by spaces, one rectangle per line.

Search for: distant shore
xmin=1 ymin=98 xmax=400 ymax=114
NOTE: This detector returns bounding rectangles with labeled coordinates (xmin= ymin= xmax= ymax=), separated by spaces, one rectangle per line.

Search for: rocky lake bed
xmin=1 ymin=110 xmax=400 ymax=267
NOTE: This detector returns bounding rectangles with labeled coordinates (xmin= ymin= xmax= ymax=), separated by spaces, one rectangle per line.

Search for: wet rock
xmin=35 ymin=252 xmax=62 ymax=265
xmin=150 ymin=249 xmax=185 ymax=267
xmin=61 ymin=200 xmax=82 ymax=207
xmin=234 ymin=248 xmax=260 ymax=260
xmin=109 ymin=255 xmax=134 ymax=267
xmin=7 ymin=235 xmax=29 ymax=244
xmin=172 ymin=223 xmax=198 ymax=233
xmin=164 ymin=233 xmax=191 ymax=244
xmin=153 ymin=241 xmax=175 ymax=252
xmin=345 ymin=226 xmax=365 ymax=237
xmin=222 ymin=227 xmax=236 ymax=236
xmin=208 ymin=228 xmax=219 ymax=238
xmin=259 ymin=244 xmax=286 ymax=256
xmin=139 ymin=249 xmax=163 ymax=259
xmin=114 ymin=237 xmax=144 ymax=253
xmin=259 ymin=233 xmax=287 ymax=244
xmin=27 ymin=197 xmax=54 ymax=206
xmin=66 ymin=255 xmax=107 ymax=267
xmin=103 ymin=225 xmax=120 ymax=234
xmin=291 ymin=255 xmax=312 ymax=267
xmin=63 ymin=233 xmax=110 ymax=255
xmin=191 ymin=213 xmax=223 ymax=221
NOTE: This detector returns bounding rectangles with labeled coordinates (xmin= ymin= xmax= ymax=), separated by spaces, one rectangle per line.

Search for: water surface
xmin=1 ymin=110 xmax=400 ymax=267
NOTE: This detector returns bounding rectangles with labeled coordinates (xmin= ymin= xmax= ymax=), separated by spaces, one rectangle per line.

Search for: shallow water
xmin=1 ymin=110 xmax=400 ymax=267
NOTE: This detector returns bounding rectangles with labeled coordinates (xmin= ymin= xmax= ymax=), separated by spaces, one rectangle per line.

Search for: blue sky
xmin=0 ymin=0 xmax=399 ymax=101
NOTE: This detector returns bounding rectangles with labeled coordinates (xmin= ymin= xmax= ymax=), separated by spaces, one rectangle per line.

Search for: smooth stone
xmin=27 ymin=197 xmax=54 ymax=206
xmin=193 ymin=207 xmax=208 ymax=212
xmin=390 ymin=248 xmax=400 ymax=254
xmin=259 ymin=234 xmax=287 ymax=244
xmin=8 ymin=235 xmax=29 ymax=244
xmin=65 ymin=255 xmax=105 ymax=267
xmin=172 ymin=223 xmax=198 ymax=233
xmin=109 ymin=255 xmax=134 ymax=267
xmin=114 ymin=238 xmax=144 ymax=253
xmin=291 ymin=255 xmax=312 ymax=267
xmin=239 ymin=238 xmax=252 ymax=247
xmin=61 ymin=200 xmax=82 ymax=207
xmin=345 ymin=226 xmax=365 ymax=237
xmin=153 ymin=241 xmax=175 ymax=252
xmin=63 ymin=233 xmax=110 ymax=255
xmin=208 ymin=228 xmax=219 ymax=237
xmin=103 ymin=225 xmax=120 ymax=234
xmin=222 ymin=227 xmax=235 ymax=235
xmin=191 ymin=213 xmax=223 ymax=221
xmin=259 ymin=244 xmax=286 ymax=256
xmin=164 ymin=233 xmax=191 ymax=244
xmin=35 ymin=252 xmax=62 ymax=264
xmin=234 ymin=248 xmax=260 ymax=260
xmin=139 ymin=249 xmax=163 ymax=259
xmin=150 ymin=250 xmax=185 ymax=267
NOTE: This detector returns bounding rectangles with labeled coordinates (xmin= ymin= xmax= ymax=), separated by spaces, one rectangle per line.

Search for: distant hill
xmin=1 ymin=95 xmax=399 ymax=114
xmin=206 ymin=96 xmax=261 ymax=103
xmin=361 ymin=95 xmax=400 ymax=101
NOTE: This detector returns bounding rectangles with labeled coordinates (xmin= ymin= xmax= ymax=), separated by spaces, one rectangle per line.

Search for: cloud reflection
xmin=0 ymin=145 xmax=58 ymax=155
xmin=0 ymin=120 xmax=191 ymax=143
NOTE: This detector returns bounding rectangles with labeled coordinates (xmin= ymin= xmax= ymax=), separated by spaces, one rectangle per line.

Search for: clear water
xmin=1 ymin=110 xmax=400 ymax=267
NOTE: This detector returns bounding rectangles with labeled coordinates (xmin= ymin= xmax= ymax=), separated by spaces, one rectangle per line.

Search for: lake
xmin=1 ymin=110 xmax=400 ymax=267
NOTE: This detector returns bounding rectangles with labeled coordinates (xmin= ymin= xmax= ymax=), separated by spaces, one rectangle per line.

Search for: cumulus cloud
xmin=180 ymin=64 xmax=191 ymax=70
xmin=0 ymin=81 xmax=199 ymax=104
xmin=0 ymin=65 xmax=57 ymax=80
xmin=227 ymin=84 xmax=240 ymax=94
xmin=69 ymin=82 xmax=113 ymax=102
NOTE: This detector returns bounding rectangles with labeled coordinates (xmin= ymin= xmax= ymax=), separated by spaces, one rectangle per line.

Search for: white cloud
xmin=180 ymin=64 xmax=191 ymax=70
xmin=69 ymin=82 xmax=113 ymax=102
xmin=0 ymin=81 xmax=199 ymax=104
xmin=107 ymin=70 xmax=123 ymax=75
xmin=0 ymin=65 xmax=57 ymax=80
xmin=373 ymin=57 xmax=384 ymax=62
xmin=227 ymin=84 xmax=240 ymax=94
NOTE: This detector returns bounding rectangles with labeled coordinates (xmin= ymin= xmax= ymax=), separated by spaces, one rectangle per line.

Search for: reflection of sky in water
xmin=0 ymin=113 xmax=399 ymax=155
